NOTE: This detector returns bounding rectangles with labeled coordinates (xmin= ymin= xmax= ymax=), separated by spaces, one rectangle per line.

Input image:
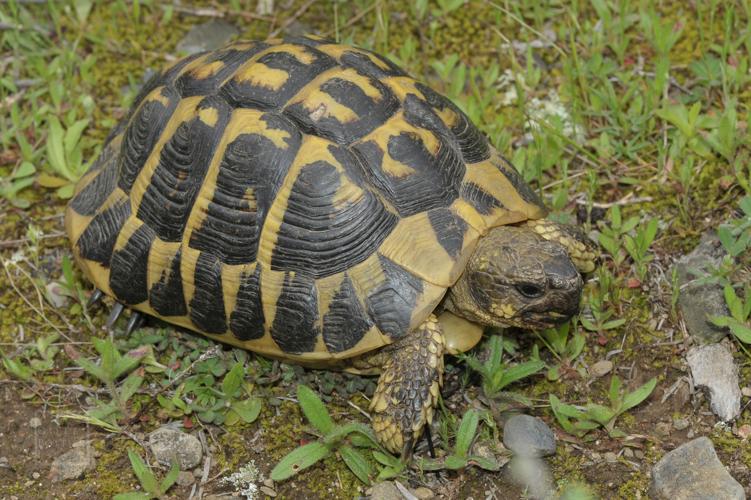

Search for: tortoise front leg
xmin=353 ymin=315 xmax=445 ymax=458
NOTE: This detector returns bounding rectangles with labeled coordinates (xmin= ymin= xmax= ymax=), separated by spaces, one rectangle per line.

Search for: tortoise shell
xmin=65 ymin=36 xmax=546 ymax=363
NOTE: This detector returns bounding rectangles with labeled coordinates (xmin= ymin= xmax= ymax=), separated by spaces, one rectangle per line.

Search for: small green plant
xmin=462 ymin=335 xmax=545 ymax=399
xmin=168 ymin=360 xmax=262 ymax=426
xmin=623 ymin=218 xmax=659 ymax=280
xmin=419 ymin=409 xmax=502 ymax=472
xmin=716 ymin=196 xmax=751 ymax=259
xmin=579 ymin=282 xmax=626 ymax=335
xmin=113 ymin=450 xmax=179 ymax=500
xmin=597 ymin=206 xmax=639 ymax=267
xmin=549 ymin=376 xmax=657 ymax=438
xmin=271 ymin=385 xmax=388 ymax=484
xmin=532 ymin=322 xmax=586 ymax=380
xmin=1 ymin=332 xmax=60 ymax=381
xmin=0 ymin=160 xmax=35 ymax=208
xmin=63 ymin=338 xmax=152 ymax=432
xmin=710 ymin=284 xmax=751 ymax=344
xmin=44 ymin=115 xmax=93 ymax=198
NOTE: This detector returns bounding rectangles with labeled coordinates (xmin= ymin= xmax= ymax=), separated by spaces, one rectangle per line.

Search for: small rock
xmin=736 ymin=424 xmax=751 ymax=439
xmin=176 ymin=20 xmax=240 ymax=55
xmin=176 ymin=471 xmax=195 ymax=487
xmin=413 ymin=487 xmax=434 ymax=499
xmin=742 ymin=387 xmax=751 ymax=397
xmin=673 ymin=233 xmax=730 ymax=343
xmin=28 ymin=417 xmax=42 ymax=429
xmin=590 ymin=360 xmax=613 ymax=378
xmin=655 ymin=421 xmax=672 ymax=437
xmin=49 ymin=444 xmax=96 ymax=482
xmin=148 ymin=426 xmax=203 ymax=470
xmin=687 ymin=343 xmax=742 ymax=421
xmin=368 ymin=481 xmax=402 ymax=500
xmin=672 ymin=417 xmax=690 ymax=431
xmin=503 ymin=415 xmax=556 ymax=458
xmin=260 ymin=486 xmax=277 ymax=497
xmin=31 ymin=472 xmax=40 ymax=479
xmin=603 ymin=452 xmax=617 ymax=463
xmin=623 ymin=447 xmax=634 ymax=459
xmin=650 ymin=437 xmax=744 ymax=499
xmin=45 ymin=281 xmax=70 ymax=308
xmin=634 ymin=449 xmax=644 ymax=459
xmin=508 ymin=457 xmax=554 ymax=500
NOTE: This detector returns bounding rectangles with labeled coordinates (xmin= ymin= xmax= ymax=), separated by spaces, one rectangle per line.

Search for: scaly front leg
xmin=353 ymin=314 xmax=445 ymax=459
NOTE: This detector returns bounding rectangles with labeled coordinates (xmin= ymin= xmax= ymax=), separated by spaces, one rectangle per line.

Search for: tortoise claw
xmin=106 ymin=302 xmax=125 ymax=329
xmin=125 ymin=312 xmax=145 ymax=335
xmin=86 ymin=288 xmax=104 ymax=309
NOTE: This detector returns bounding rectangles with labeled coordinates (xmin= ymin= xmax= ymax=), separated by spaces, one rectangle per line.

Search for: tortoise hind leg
xmin=355 ymin=315 xmax=445 ymax=459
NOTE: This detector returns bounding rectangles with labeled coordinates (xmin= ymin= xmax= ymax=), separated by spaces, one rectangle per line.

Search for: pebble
xmin=31 ymin=472 xmax=40 ymax=479
xmin=742 ymin=386 xmax=751 ymax=397
xmin=260 ymin=486 xmax=277 ymax=497
xmin=650 ymin=437 xmax=744 ymax=499
xmin=503 ymin=414 xmax=557 ymax=458
xmin=590 ymin=360 xmax=613 ymax=378
xmin=735 ymin=424 xmax=751 ymax=439
xmin=49 ymin=443 xmax=96 ymax=482
xmin=655 ymin=421 xmax=672 ymax=437
xmin=176 ymin=19 xmax=240 ymax=55
xmin=176 ymin=471 xmax=195 ymax=487
xmin=672 ymin=417 xmax=690 ymax=431
xmin=148 ymin=426 xmax=203 ymax=469
xmin=623 ymin=447 xmax=634 ymax=459
xmin=413 ymin=487 xmax=434 ymax=499
xmin=368 ymin=481 xmax=402 ymax=500
xmin=603 ymin=452 xmax=617 ymax=463
xmin=686 ymin=344 xmax=742 ymax=421
xmin=28 ymin=417 xmax=42 ymax=429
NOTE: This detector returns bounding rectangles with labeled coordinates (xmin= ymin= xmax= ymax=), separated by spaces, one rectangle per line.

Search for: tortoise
xmin=65 ymin=36 xmax=595 ymax=457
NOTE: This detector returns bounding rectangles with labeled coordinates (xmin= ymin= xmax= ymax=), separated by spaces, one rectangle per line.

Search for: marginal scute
xmin=189 ymin=252 xmax=227 ymax=334
xmin=271 ymin=272 xmax=319 ymax=353
xmin=110 ymin=220 xmax=155 ymax=305
xmin=149 ymin=246 xmax=187 ymax=317
xmin=321 ymin=274 xmax=372 ymax=353
xmin=69 ymin=137 xmax=121 ymax=216
xmin=76 ymin=197 xmax=131 ymax=266
xmin=364 ymin=255 xmax=423 ymax=339
xmin=230 ymin=265 xmax=266 ymax=341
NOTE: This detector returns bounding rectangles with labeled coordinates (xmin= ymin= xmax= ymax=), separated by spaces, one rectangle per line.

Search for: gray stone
xmin=590 ymin=360 xmax=613 ymax=378
xmin=507 ymin=457 xmax=554 ymax=500
xmin=674 ymin=233 xmax=730 ymax=343
xmin=176 ymin=20 xmax=240 ymax=55
xmin=148 ymin=426 xmax=203 ymax=469
xmin=503 ymin=414 xmax=556 ymax=458
xmin=28 ymin=417 xmax=42 ymax=429
xmin=687 ymin=344 xmax=741 ymax=421
xmin=368 ymin=481 xmax=402 ymax=500
xmin=650 ymin=437 xmax=745 ymax=499
xmin=176 ymin=470 xmax=195 ymax=487
xmin=49 ymin=444 xmax=96 ymax=482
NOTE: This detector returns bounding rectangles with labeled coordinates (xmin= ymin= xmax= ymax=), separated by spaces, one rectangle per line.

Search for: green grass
xmin=1 ymin=0 xmax=750 ymax=497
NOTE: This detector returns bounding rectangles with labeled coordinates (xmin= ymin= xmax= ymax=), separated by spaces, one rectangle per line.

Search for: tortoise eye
xmin=516 ymin=283 xmax=544 ymax=298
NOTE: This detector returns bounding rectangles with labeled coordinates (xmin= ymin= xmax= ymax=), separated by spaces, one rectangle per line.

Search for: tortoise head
xmin=446 ymin=225 xmax=583 ymax=330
